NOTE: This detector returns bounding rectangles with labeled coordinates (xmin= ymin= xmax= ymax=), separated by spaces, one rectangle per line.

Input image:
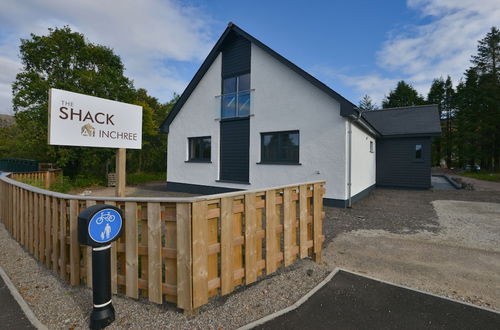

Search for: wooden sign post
xmin=115 ymin=148 xmax=126 ymax=197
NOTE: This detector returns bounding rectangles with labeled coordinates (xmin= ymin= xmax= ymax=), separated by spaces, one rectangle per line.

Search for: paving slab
xmin=255 ymin=270 xmax=500 ymax=330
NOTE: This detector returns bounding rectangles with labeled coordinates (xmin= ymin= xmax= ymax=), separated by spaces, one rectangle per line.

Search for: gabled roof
xmin=159 ymin=23 xmax=357 ymax=133
xmin=362 ymin=105 xmax=441 ymax=137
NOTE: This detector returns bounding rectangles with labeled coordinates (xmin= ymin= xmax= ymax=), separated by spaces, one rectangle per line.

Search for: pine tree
xmin=359 ymin=94 xmax=377 ymax=111
xmin=471 ymin=27 xmax=500 ymax=169
xmin=382 ymin=81 xmax=426 ymax=108
xmin=358 ymin=94 xmax=377 ymax=111
xmin=427 ymin=78 xmax=445 ymax=165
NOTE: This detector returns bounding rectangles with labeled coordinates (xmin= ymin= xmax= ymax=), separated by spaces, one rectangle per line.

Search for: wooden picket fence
xmin=10 ymin=169 xmax=62 ymax=189
xmin=0 ymin=171 xmax=325 ymax=311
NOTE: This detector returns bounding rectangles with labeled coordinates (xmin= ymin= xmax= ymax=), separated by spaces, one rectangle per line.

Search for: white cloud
xmin=0 ymin=0 xmax=216 ymax=114
xmin=327 ymin=0 xmax=500 ymax=106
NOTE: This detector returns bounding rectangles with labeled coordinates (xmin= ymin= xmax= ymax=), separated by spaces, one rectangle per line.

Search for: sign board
xmin=48 ymin=88 xmax=142 ymax=149
xmin=88 ymin=208 xmax=123 ymax=244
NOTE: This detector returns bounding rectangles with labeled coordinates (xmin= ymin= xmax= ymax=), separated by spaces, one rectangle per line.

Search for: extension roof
xmin=159 ymin=23 xmax=359 ymax=133
xmin=362 ymin=105 xmax=442 ymax=137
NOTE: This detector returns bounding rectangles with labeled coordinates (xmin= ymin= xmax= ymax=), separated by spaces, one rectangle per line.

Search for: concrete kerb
xmin=238 ymin=267 xmax=500 ymax=329
xmin=0 ymin=266 xmax=48 ymax=330
xmin=432 ymin=174 xmax=462 ymax=189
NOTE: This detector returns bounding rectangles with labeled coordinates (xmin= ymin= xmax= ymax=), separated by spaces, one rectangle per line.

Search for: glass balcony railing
xmin=215 ymin=89 xmax=254 ymax=120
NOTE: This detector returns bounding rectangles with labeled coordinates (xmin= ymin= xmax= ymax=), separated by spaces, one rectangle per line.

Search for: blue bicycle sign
xmin=88 ymin=208 xmax=122 ymax=244
xmin=96 ymin=211 xmax=116 ymax=225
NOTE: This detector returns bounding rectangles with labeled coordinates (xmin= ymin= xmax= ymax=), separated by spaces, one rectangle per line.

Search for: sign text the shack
xmin=48 ymin=88 xmax=142 ymax=149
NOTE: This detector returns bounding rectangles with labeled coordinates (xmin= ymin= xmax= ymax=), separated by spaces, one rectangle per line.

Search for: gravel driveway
xmin=323 ymin=185 xmax=500 ymax=312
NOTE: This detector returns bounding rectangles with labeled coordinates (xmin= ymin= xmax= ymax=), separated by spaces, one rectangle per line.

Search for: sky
xmin=1 ymin=0 xmax=499 ymax=115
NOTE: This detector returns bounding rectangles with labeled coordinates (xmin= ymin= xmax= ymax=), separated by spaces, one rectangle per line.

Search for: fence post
xmin=265 ymin=190 xmax=277 ymax=274
xmin=176 ymin=202 xmax=193 ymax=312
xmin=313 ymin=183 xmax=323 ymax=263
xmin=191 ymin=201 xmax=208 ymax=309
xmin=44 ymin=171 xmax=50 ymax=189
xmin=69 ymin=200 xmax=80 ymax=286
xmin=244 ymin=193 xmax=257 ymax=285
xmin=147 ymin=202 xmax=162 ymax=304
xmin=125 ymin=201 xmax=138 ymax=299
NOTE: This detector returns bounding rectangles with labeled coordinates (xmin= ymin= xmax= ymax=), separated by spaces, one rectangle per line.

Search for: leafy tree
xmin=128 ymin=89 xmax=177 ymax=173
xmin=382 ymin=81 xmax=426 ymax=108
xmin=11 ymin=26 xmax=136 ymax=177
xmin=358 ymin=94 xmax=377 ymax=111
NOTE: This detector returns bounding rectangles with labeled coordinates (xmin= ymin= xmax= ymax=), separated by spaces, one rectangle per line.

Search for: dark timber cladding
xmin=222 ymin=33 xmax=250 ymax=77
xmin=376 ymin=137 xmax=432 ymax=189
xmin=220 ymin=118 xmax=250 ymax=182
xmin=219 ymin=33 xmax=251 ymax=183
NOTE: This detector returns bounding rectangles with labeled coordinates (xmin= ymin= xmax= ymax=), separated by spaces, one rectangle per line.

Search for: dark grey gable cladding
xmin=362 ymin=105 xmax=441 ymax=137
xmin=159 ymin=22 xmax=357 ymax=133
xmin=222 ymin=34 xmax=250 ymax=77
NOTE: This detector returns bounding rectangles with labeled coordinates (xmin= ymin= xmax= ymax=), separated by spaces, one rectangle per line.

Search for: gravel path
xmin=324 ymin=188 xmax=500 ymax=243
xmin=0 ymin=222 xmax=330 ymax=329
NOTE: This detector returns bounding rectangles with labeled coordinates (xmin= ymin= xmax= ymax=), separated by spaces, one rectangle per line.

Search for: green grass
xmin=461 ymin=172 xmax=500 ymax=182
xmin=127 ymin=171 xmax=165 ymax=184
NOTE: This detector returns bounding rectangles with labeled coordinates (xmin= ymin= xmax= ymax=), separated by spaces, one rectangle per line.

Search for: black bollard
xmin=90 ymin=246 xmax=114 ymax=329
xmin=78 ymin=205 xmax=123 ymax=330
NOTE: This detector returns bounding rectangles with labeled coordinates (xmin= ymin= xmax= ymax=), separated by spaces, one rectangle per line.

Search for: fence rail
xmin=0 ymin=171 xmax=324 ymax=311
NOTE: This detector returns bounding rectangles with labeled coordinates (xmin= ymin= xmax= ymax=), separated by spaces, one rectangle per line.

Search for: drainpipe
xmin=347 ymin=120 xmax=352 ymax=208
xmin=347 ymin=108 xmax=364 ymax=208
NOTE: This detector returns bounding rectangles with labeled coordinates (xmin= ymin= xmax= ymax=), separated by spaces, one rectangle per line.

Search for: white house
xmin=160 ymin=23 xmax=441 ymax=207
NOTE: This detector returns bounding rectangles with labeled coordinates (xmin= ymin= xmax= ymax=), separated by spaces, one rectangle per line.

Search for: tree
xmin=471 ymin=27 xmax=500 ymax=169
xmin=455 ymin=69 xmax=481 ymax=166
xmin=382 ymin=81 xmax=426 ymax=108
xmin=452 ymin=27 xmax=500 ymax=170
xmin=427 ymin=78 xmax=446 ymax=165
xmin=127 ymin=89 xmax=177 ymax=174
xmin=358 ymin=94 xmax=377 ymax=111
xmin=11 ymin=26 xmax=136 ymax=177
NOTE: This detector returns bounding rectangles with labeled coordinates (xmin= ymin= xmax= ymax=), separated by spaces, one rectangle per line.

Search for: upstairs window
xmin=221 ymin=73 xmax=250 ymax=118
xmin=188 ymin=136 xmax=211 ymax=162
xmin=415 ymin=144 xmax=423 ymax=160
xmin=261 ymin=130 xmax=300 ymax=164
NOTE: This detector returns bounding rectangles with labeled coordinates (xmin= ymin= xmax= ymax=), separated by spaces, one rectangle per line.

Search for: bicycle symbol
xmin=96 ymin=211 xmax=116 ymax=225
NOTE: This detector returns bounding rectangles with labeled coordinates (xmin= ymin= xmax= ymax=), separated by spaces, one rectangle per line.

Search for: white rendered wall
xmin=167 ymin=54 xmax=221 ymax=184
xmin=248 ymin=44 xmax=347 ymax=200
xmin=350 ymin=123 xmax=376 ymax=195
xmin=167 ymin=45 xmax=349 ymax=200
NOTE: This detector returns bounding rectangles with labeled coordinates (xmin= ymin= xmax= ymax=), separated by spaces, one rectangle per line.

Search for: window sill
xmin=257 ymin=162 xmax=302 ymax=166
xmin=216 ymin=179 xmax=251 ymax=185
xmin=185 ymin=160 xmax=212 ymax=163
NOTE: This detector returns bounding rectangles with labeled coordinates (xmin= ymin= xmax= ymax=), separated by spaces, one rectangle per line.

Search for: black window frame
xmin=259 ymin=130 xmax=300 ymax=165
xmin=221 ymin=73 xmax=251 ymax=119
xmin=187 ymin=136 xmax=211 ymax=163
xmin=415 ymin=144 xmax=423 ymax=161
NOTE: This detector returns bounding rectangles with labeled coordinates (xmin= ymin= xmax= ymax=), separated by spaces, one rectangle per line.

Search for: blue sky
xmin=1 ymin=0 xmax=499 ymax=114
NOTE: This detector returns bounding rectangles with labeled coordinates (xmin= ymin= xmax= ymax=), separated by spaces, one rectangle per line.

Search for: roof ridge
xmin=369 ymin=104 xmax=438 ymax=112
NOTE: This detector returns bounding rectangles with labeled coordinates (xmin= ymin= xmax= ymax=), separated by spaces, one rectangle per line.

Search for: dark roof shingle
xmin=362 ymin=105 xmax=441 ymax=137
